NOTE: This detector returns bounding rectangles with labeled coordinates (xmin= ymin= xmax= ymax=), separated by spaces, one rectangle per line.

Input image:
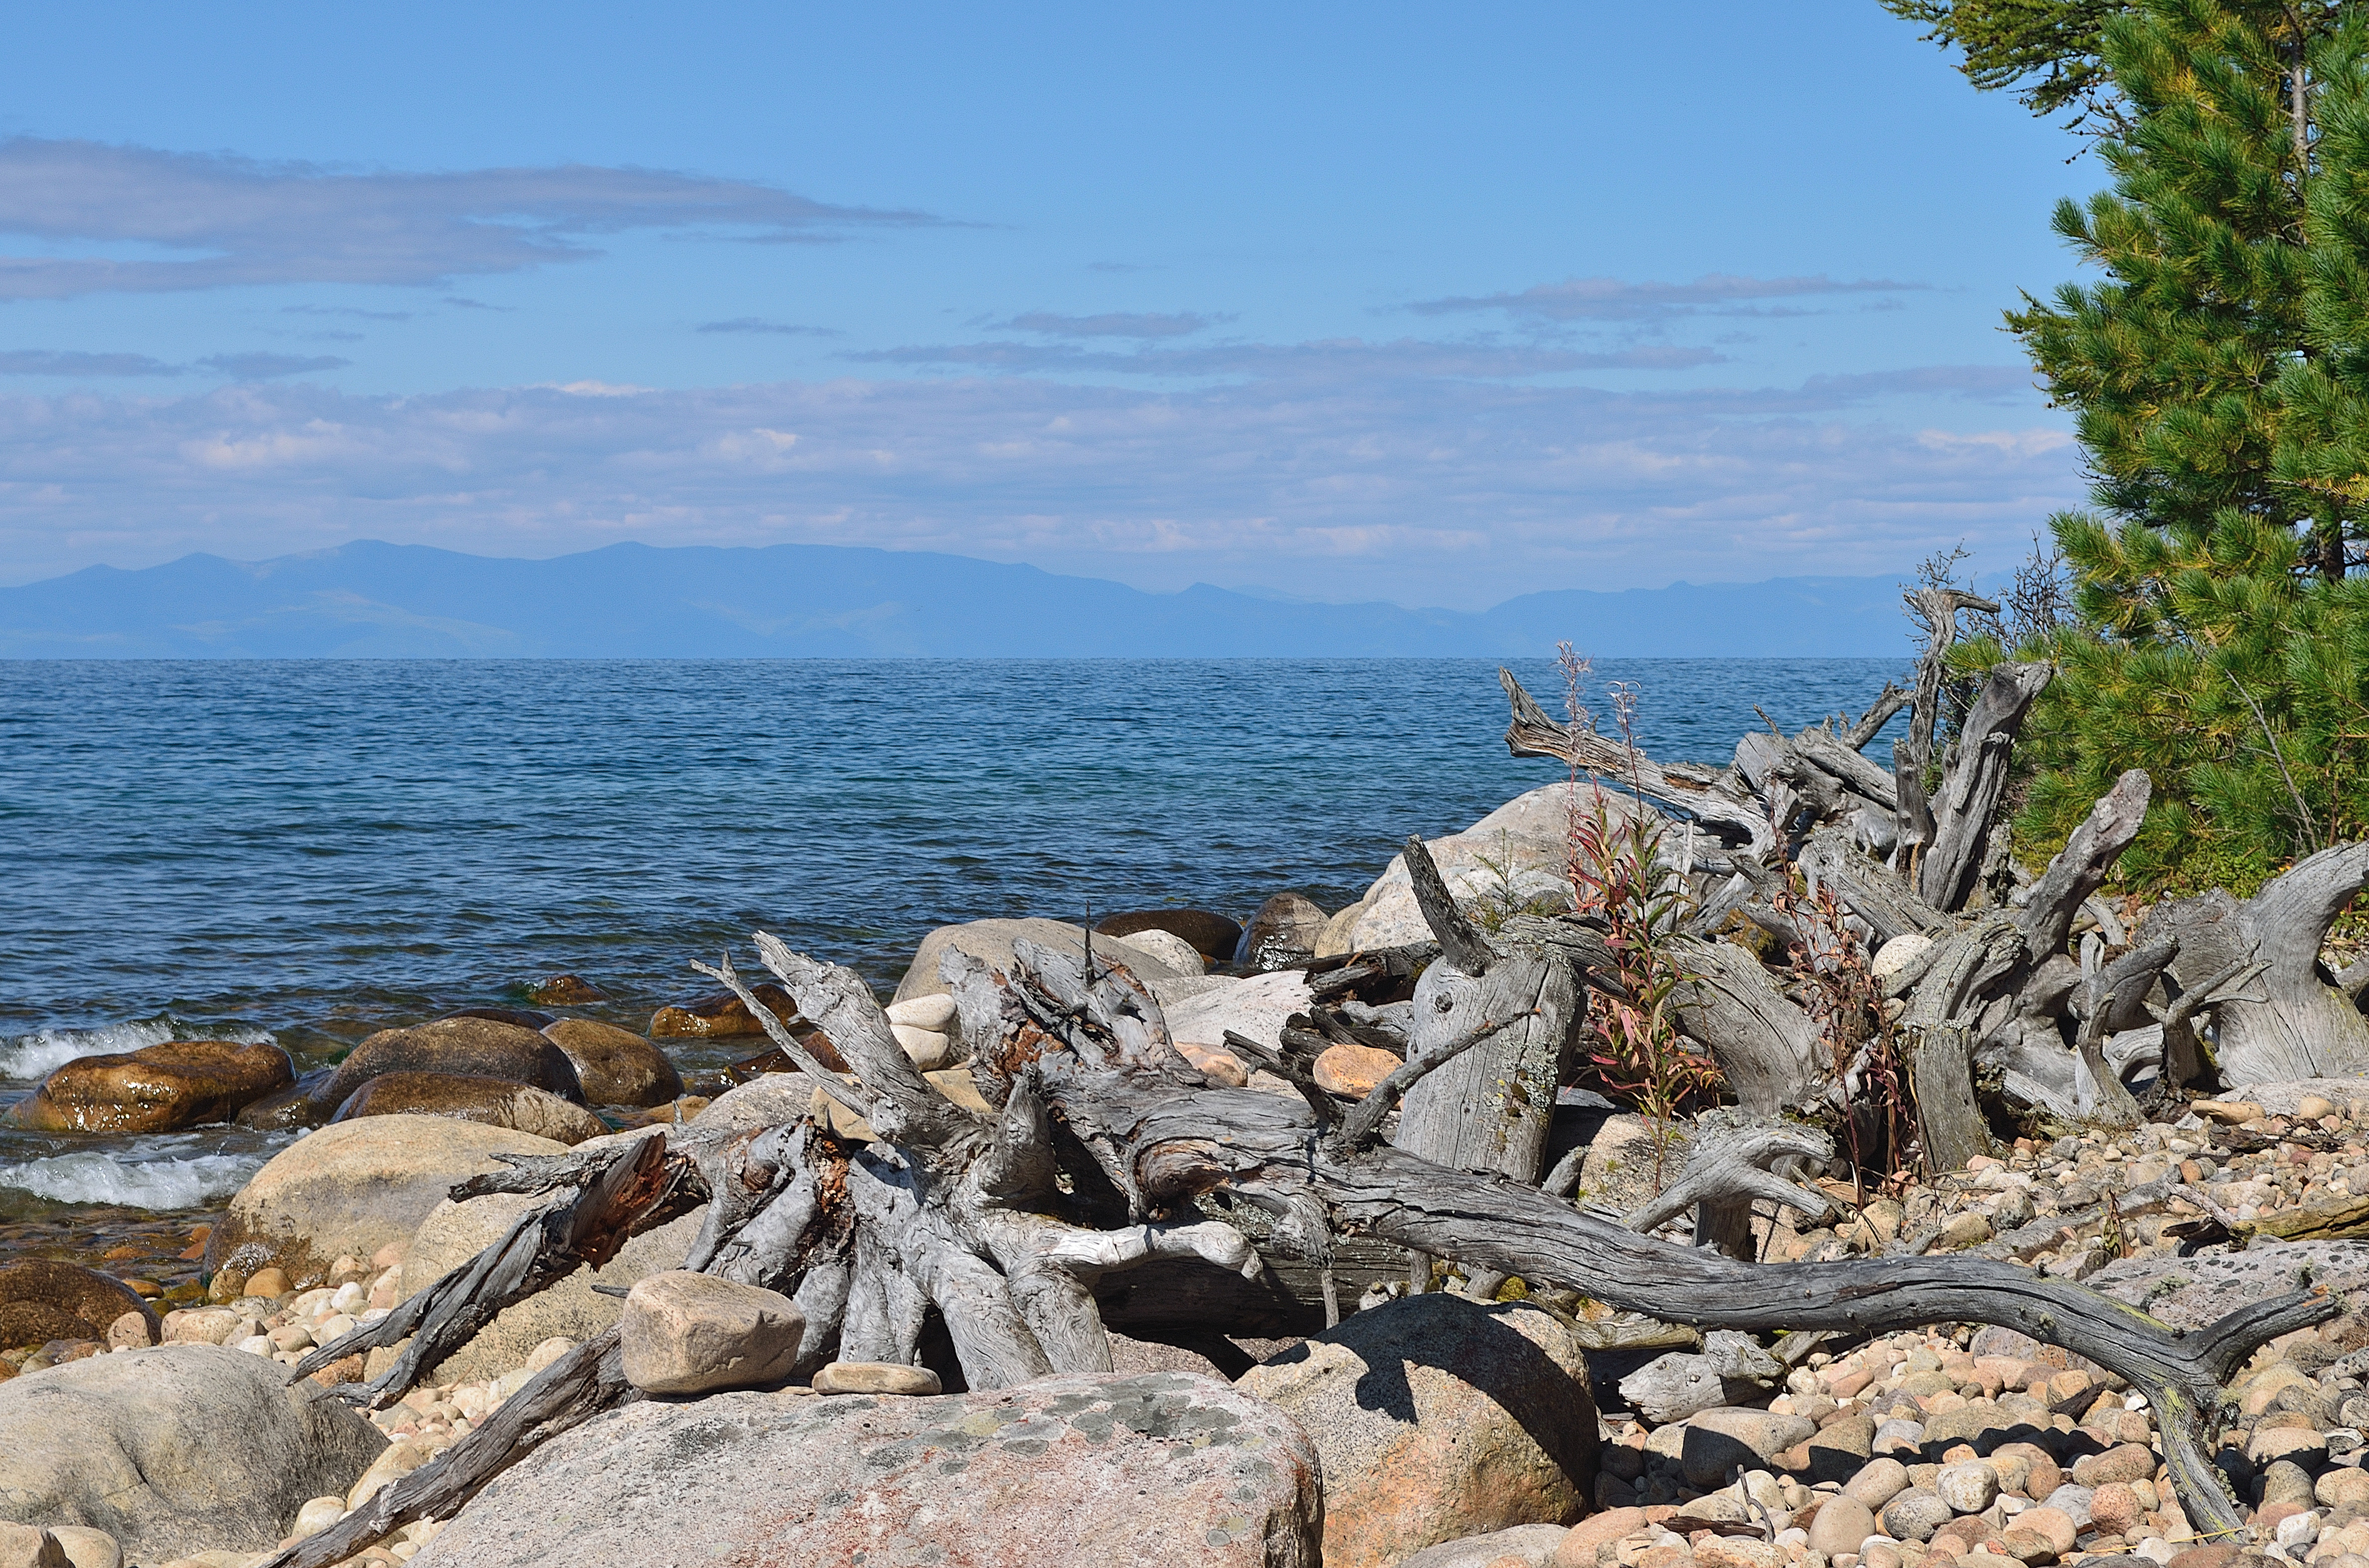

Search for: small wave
xmin=0 ymin=1018 xmax=277 ymax=1082
xmin=0 ymin=1148 xmax=268 ymax=1210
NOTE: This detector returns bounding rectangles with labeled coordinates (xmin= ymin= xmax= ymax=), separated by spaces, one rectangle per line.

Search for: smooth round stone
xmin=1808 ymin=1495 xmax=1877 ymax=1558
xmin=811 ymin=1361 xmax=942 ymax=1396
xmin=1844 ymin=1457 xmax=1912 ymax=1508
xmin=292 ymin=1497 xmax=346 ymax=1539
xmin=1937 ymin=1460 xmax=2000 ymax=1514
xmin=1880 ymin=1487 xmax=1953 ymax=1543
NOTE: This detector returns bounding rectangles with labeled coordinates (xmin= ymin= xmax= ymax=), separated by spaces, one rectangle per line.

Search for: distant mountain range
xmin=0 ymin=540 xmax=1920 ymax=657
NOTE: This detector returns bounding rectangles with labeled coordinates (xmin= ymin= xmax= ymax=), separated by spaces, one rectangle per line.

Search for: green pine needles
xmin=1896 ymin=0 xmax=2369 ymax=892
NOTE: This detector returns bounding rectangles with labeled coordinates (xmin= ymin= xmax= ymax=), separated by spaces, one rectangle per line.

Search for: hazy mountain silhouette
xmin=0 ymin=540 xmax=1914 ymax=657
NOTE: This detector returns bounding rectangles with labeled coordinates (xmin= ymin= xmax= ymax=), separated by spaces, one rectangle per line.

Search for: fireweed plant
xmin=1557 ymin=645 xmax=1724 ymax=1190
xmin=1774 ymin=874 xmax=1920 ymax=1202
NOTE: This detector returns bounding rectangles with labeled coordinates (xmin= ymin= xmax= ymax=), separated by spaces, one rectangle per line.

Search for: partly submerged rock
xmin=410 ymin=1372 xmax=1320 ymax=1568
xmin=539 ymin=1019 xmax=681 ymax=1108
xmin=1093 ymin=908 xmax=1245 ymax=966
xmin=648 ymin=984 xmax=797 ymax=1040
xmin=1235 ymin=891 xmax=1328 ymax=972
xmin=4 ymin=1041 xmax=293 ymax=1134
xmin=330 ymin=1072 xmax=608 ymax=1146
xmin=0 ymin=1344 xmax=384 ymax=1563
xmin=203 ymin=1115 xmax=567 ymax=1290
xmin=313 ymin=1016 xmax=584 ymax=1114
xmin=1238 ymin=1292 xmax=1599 ymax=1567
xmin=0 ymin=1264 xmax=158 ymax=1353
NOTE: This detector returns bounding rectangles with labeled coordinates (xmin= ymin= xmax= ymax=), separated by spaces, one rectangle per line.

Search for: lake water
xmin=0 ymin=657 xmax=1908 ymax=1236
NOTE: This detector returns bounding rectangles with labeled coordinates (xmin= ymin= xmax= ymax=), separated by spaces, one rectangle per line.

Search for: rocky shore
xmin=0 ymin=774 xmax=2364 ymax=1568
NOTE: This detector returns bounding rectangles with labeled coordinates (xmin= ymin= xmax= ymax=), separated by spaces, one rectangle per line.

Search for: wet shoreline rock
xmin=329 ymin=1071 xmax=608 ymax=1145
xmin=311 ymin=1016 xmax=585 ymax=1116
xmin=4 ymin=1040 xmax=294 ymax=1134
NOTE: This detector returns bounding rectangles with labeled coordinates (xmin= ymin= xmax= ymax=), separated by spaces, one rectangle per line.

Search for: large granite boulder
xmin=539 ymin=1019 xmax=681 ymax=1107
xmin=4 ymin=1040 xmax=293 ymax=1134
xmin=0 ymin=1264 xmax=157 ymax=1352
xmin=203 ymin=1115 xmax=567 ymax=1290
xmin=1162 ymin=970 xmax=1317 ymax=1053
xmin=331 ymin=1072 xmax=608 ymax=1145
xmin=0 ymin=1344 xmax=384 ymax=1563
xmin=1317 ymin=784 xmax=1647 ymax=956
xmin=413 ymin=1372 xmax=1320 ymax=1567
xmin=313 ymin=1017 xmax=584 ymax=1114
xmin=1238 ymin=1292 xmax=1599 ymax=1568
xmin=891 ymin=918 xmax=1186 ymax=1004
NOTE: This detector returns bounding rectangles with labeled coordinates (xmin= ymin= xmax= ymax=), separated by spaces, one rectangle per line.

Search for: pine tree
xmin=1893 ymin=0 xmax=2369 ymax=890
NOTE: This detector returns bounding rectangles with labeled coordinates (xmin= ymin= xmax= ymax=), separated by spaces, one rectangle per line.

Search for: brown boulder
xmin=649 ymin=984 xmax=798 ymax=1040
xmin=1239 ymin=1292 xmax=1598 ymax=1567
xmin=331 ymin=1072 xmax=608 ymax=1145
xmin=1093 ymin=908 xmax=1245 ymax=964
xmin=313 ymin=1016 xmax=584 ymax=1112
xmin=0 ymin=1263 xmax=158 ymax=1353
xmin=4 ymin=1040 xmax=293 ymax=1134
xmin=540 ymin=1019 xmax=682 ymax=1107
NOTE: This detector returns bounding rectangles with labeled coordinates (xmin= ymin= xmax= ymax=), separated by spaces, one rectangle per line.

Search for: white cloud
xmin=0 ymin=369 xmax=2082 ymax=602
xmin=0 ymin=138 xmax=939 ymax=300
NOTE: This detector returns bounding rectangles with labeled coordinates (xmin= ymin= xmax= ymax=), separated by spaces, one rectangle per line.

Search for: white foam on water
xmin=0 ymin=1147 xmax=269 ymax=1210
xmin=0 ymin=1018 xmax=277 ymax=1082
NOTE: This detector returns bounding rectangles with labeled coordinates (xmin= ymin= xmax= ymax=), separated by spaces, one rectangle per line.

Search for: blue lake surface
xmin=0 ymin=656 xmax=1908 ymax=1214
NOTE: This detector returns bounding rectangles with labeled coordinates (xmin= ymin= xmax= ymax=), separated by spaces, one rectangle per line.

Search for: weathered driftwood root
xmin=261 ymin=1329 xmax=638 ymax=1568
xmin=276 ymin=919 xmax=2337 ymax=1552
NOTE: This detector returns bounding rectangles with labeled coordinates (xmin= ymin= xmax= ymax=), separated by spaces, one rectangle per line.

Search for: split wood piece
xmin=1795 ymin=827 xmax=1947 ymax=947
xmin=1498 ymin=668 xmax=1775 ymax=855
xmin=1917 ymin=662 xmax=2052 ymax=913
xmin=1392 ymin=836 xmax=1584 ymax=1183
xmin=1893 ymin=738 xmax=1937 ymax=882
xmin=1787 ymin=726 xmax=1900 ymax=814
xmin=286 ymin=1134 xmax=691 ymax=1407
xmin=1898 ymin=915 xmax=2022 ymax=1173
xmin=2143 ymin=958 xmax=2271 ymax=1103
xmin=2232 ymin=1194 xmax=2369 ymax=1243
xmin=2017 ymin=769 xmax=2152 ymax=959
xmin=1901 ymin=587 xmax=2000 ymax=782
xmin=2070 ymin=989 xmax=2146 ymax=1130
xmin=2139 ymin=842 xmax=2369 ymax=1081
xmin=1667 ymin=934 xmax=1823 ymax=1117
xmin=2071 ymin=939 xmax=2181 ymax=1037
xmin=1842 ymin=682 xmax=1912 ymax=751
xmin=1620 ymin=1112 xmax=1836 ymax=1260
xmin=258 ymin=1329 xmax=638 ymax=1568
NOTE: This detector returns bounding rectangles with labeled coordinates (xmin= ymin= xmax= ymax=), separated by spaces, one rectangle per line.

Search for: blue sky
xmin=0 ymin=2 xmax=2097 ymax=604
